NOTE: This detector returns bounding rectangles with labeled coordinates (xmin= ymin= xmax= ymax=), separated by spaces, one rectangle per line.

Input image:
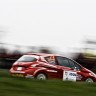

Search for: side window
xmin=68 ymin=60 xmax=76 ymax=69
xmin=56 ymin=56 xmax=70 ymax=67
xmin=45 ymin=56 xmax=50 ymax=62
xmin=68 ymin=59 xmax=81 ymax=70
xmin=74 ymin=62 xmax=82 ymax=70
xmin=45 ymin=56 xmax=56 ymax=65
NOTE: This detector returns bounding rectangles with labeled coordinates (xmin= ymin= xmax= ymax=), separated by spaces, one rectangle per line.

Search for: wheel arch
xmin=33 ymin=69 xmax=48 ymax=79
xmin=84 ymin=76 xmax=95 ymax=82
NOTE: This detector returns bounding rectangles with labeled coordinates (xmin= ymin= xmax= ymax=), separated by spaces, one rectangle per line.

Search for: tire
xmin=85 ymin=78 xmax=94 ymax=83
xmin=36 ymin=73 xmax=47 ymax=80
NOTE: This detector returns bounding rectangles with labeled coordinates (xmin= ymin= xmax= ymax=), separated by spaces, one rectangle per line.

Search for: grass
xmin=0 ymin=70 xmax=96 ymax=96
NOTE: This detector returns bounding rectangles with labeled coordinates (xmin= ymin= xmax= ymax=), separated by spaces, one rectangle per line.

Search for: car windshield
xmin=17 ymin=55 xmax=37 ymax=62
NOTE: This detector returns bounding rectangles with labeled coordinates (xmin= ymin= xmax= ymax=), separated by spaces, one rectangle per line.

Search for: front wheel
xmin=36 ymin=73 xmax=47 ymax=80
xmin=85 ymin=78 xmax=94 ymax=83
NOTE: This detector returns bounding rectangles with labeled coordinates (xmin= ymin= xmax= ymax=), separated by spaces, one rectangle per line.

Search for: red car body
xmin=10 ymin=53 xmax=96 ymax=82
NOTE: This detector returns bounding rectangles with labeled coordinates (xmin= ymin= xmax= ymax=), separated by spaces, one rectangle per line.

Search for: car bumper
xmin=10 ymin=70 xmax=34 ymax=78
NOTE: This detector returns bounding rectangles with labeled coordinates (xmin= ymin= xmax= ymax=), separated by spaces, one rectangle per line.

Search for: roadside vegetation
xmin=0 ymin=70 xmax=96 ymax=96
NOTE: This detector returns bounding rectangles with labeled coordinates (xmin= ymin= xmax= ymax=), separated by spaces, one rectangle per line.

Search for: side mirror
xmin=73 ymin=67 xmax=80 ymax=71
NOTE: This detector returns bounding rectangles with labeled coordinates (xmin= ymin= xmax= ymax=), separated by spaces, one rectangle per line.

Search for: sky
xmin=0 ymin=0 xmax=96 ymax=52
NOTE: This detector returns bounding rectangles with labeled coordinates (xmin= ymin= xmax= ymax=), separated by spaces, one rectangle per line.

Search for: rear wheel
xmin=36 ymin=73 xmax=47 ymax=80
xmin=85 ymin=78 xmax=94 ymax=83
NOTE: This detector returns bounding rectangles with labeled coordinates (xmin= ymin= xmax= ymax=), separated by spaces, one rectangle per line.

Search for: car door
xmin=67 ymin=58 xmax=85 ymax=81
xmin=56 ymin=56 xmax=83 ymax=81
xmin=55 ymin=56 xmax=73 ymax=79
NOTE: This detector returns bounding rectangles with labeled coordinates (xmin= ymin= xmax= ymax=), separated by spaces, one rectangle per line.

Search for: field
xmin=0 ymin=70 xmax=96 ymax=96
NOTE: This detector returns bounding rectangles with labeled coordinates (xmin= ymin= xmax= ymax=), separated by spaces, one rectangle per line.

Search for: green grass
xmin=0 ymin=70 xmax=96 ymax=96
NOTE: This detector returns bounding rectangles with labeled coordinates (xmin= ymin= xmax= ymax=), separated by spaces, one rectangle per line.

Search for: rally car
xmin=10 ymin=53 xmax=96 ymax=82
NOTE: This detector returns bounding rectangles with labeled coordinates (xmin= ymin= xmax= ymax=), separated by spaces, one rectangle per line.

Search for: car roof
xmin=26 ymin=52 xmax=79 ymax=63
xmin=26 ymin=52 xmax=61 ymax=57
xmin=24 ymin=52 xmax=81 ymax=66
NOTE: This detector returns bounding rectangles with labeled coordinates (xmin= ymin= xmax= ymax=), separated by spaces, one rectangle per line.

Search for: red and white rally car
xmin=10 ymin=53 xmax=96 ymax=82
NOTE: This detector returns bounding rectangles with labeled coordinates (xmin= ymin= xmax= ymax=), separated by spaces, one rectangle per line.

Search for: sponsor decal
xmin=76 ymin=74 xmax=82 ymax=80
xmin=11 ymin=71 xmax=25 ymax=73
xmin=47 ymin=70 xmax=57 ymax=73
xmin=63 ymin=71 xmax=77 ymax=82
xmin=12 ymin=74 xmax=24 ymax=77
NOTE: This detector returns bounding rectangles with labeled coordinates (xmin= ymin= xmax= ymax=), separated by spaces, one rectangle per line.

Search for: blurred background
xmin=0 ymin=0 xmax=96 ymax=72
xmin=1 ymin=1 xmax=96 ymax=96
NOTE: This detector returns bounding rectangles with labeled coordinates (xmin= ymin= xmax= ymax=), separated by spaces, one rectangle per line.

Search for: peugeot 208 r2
xmin=10 ymin=53 xmax=96 ymax=82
